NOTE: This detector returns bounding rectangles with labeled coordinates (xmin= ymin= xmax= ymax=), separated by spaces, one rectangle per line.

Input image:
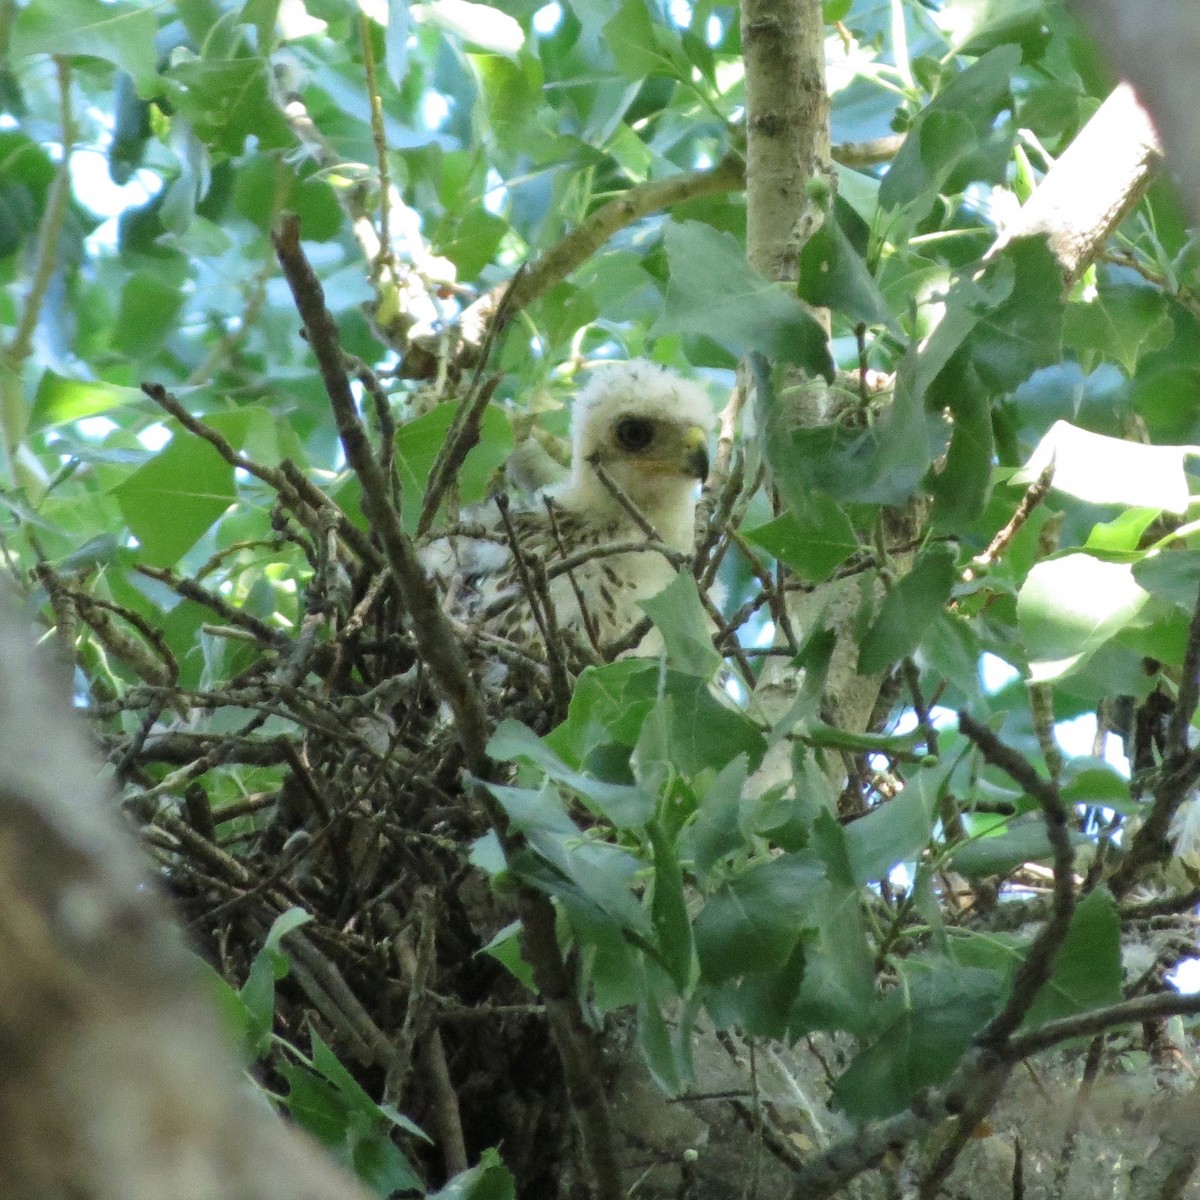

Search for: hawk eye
xmin=615 ymin=417 xmax=654 ymax=452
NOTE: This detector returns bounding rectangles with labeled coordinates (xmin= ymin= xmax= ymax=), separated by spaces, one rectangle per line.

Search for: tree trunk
xmin=0 ymin=590 xmax=372 ymax=1200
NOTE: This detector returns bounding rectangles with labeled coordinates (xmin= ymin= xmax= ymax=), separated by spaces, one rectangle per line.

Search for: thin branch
xmin=493 ymin=494 xmax=572 ymax=712
xmin=1005 ymin=989 xmax=1200 ymax=1059
xmin=271 ymin=215 xmax=623 ymax=1200
xmin=6 ymin=56 xmax=73 ymax=365
xmin=1111 ymin=583 xmax=1200 ymax=897
xmin=416 ymin=371 xmax=502 ymax=537
xmin=458 ymin=155 xmax=745 ymax=345
xmin=963 ymin=461 xmax=1055 ymax=582
xmin=957 ymin=713 xmax=1075 ymax=1046
xmin=140 ymin=383 xmax=382 ymax=572
xmin=831 ymin=133 xmax=905 ymax=168
xmin=291 ymin=219 xmax=495 ymax=763
xmin=358 ymin=11 xmax=394 ymax=278
xmin=587 ymin=458 xmax=678 ymax=555
xmin=543 ymin=496 xmax=603 ymax=656
xmin=1052 ymin=1035 xmax=1104 ymax=1200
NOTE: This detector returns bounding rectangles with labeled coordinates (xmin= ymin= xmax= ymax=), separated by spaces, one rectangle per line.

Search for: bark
xmin=0 ymin=590 xmax=372 ymax=1200
xmin=991 ymin=82 xmax=1161 ymax=283
xmin=741 ymin=0 xmax=829 ymax=281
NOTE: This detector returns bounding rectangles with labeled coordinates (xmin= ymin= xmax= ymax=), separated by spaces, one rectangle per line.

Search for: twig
xmin=832 ymin=134 xmax=906 ymax=168
xmin=140 ymin=383 xmax=382 ymax=572
xmin=6 ymin=56 xmax=72 ymax=365
xmin=963 ymin=462 xmax=1055 ymax=582
xmin=1110 ymin=583 xmax=1200 ymax=897
xmin=185 ymin=257 xmax=273 ymax=388
xmin=271 ymin=214 xmax=624 ymax=1200
xmin=392 ymin=915 xmax=469 ymax=1179
xmin=135 ymin=564 xmax=289 ymax=650
xmin=1005 ymin=990 xmax=1200 ymax=1060
xmin=1028 ymin=682 xmax=1065 ymax=784
xmin=358 ymin=11 xmax=394 ymax=279
xmin=416 ymin=371 xmax=502 ymax=537
xmin=913 ymin=714 xmax=1078 ymax=1196
xmin=493 ymin=494 xmax=572 ymax=712
xmin=543 ymin=496 xmax=603 ymax=656
xmin=956 ymin=713 xmax=1075 ymax=1047
xmin=1052 ymin=1035 xmax=1104 ymax=1199
xmin=587 ymin=457 xmax=673 ymax=550
xmin=458 ymin=155 xmax=745 ymax=345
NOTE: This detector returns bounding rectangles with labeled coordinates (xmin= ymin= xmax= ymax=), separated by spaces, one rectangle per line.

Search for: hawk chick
xmin=424 ymin=359 xmax=713 ymax=660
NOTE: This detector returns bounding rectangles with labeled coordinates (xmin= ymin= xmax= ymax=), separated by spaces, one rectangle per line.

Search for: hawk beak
xmin=683 ymin=425 xmax=710 ymax=481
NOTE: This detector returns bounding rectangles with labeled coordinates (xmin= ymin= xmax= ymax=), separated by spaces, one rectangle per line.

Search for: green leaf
xmin=930 ymin=372 xmax=994 ymax=530
xmin=1022 ymin=888 xmax=1122 ymax=1028
xmin=654 ymin=222 xmax=834 ymax=378
xmin=113 ymin=428 xmax=238 ymax=567
xmin=649 ymin=819 xmax=694 ymax=991
xmin=487 ymin=719 xmax=654 ymax=828
xmin=736 ymin=940 xmax=808 ymax=1039
xmin=30 ymin=372 xmax=147 ymax=430
xmin=431 ymin=1148 xmax=517 ymax=1200
xmin=790 ymin=813 xmax=877 ymax=1034
xmin=1133 ymin=550 xmax=1200 ymax=610
xmin=395 ymin=403 xmax=514 ymax=533
xmin=113 ymin=273 xmax=186 ymax=359
xmin=1016 ymin=420 xmax=1195 ymax=514
xmin=934 ymin=0 xmax=1047 ymax=54
xmin=685 ymin=754 xmax=750 ymax=880
xmin=262 ymin=905 xmax=314 ymax=955
xmin=638 ymin=981 xmax=684 ymax=1095
xmin=604 ymin=0 xmax=679 ymax=79
xmin=742 ymin=501 xmax=858 ymax=585
xmin=797 ymin=206 xmax=899 ymax=331
xmin=12 ymin=0 xmax=160 ymax=91
xmin=948 ymin=814 xmax=1089 ymax=876
xmin=1064 ymin=283 xmax=1174 ymax=375
xmin=279 ymin=1059 xmax=352 ymax=1145
xmin=108 ymin=69 xmax=151 ymax=184
xmin=833 ymin=957 xmax=1006 ymax=1119
xmin=695 ymin=854 xmax=823 ymax=983
xmin=1086 ymin=508 xmax=1162 ymax=554
xmin=351 ymin=1131 xmax=425 ymax=1196
xmin=545 ymin=662 xmax=766 ymax=778
xmin=416 ymin=0 xmax=525 ymax=55
xmin=639 ymin=570 xmax=721 ymax=677
xmin=198 ymin=961 xmax=254 ymax=1058
xmin=880 ymin=46 xmax=1019 ymax=222
xmin=1018 ymin=553 xmax=1151 ymax=682
xmin=858 ymin=544 xmax=957 ymax=675
xmin=478 ymin=920 xmax=536 ymax=992
xmin=1060 ymin=757 xmax=1135 ymax=815
xmin=844 ymin=769 xmax=937 ymax=885
xmin=964 ymin=239 xmax=1065 ymax=392
xmin=167 ymin=56 xmax=294 ymax=155
xmin=490 ymin=785 xmax=653 ymax=937
xmin=805 ymin=723 xmax=925 ymax=756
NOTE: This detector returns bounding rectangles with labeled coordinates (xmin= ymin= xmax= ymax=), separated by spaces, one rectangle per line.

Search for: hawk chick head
xmin=565 ymin=359 xmax=713 ymax=550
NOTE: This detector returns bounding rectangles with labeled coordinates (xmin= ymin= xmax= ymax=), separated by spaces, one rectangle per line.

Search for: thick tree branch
xmin=991 ymin=82 xmax=1161 ymax=283
xmin=0 ymin=589 xmax=375 ymax=1200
